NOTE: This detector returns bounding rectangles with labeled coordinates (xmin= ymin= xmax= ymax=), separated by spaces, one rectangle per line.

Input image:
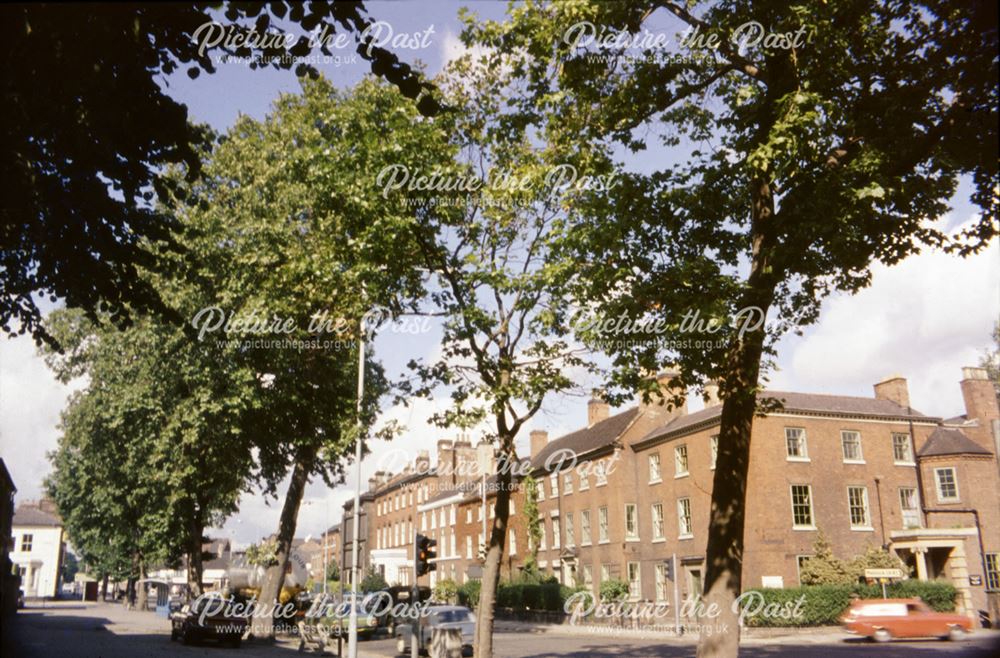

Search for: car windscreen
xmin=433 ymin=610 xmax=475 ymax=624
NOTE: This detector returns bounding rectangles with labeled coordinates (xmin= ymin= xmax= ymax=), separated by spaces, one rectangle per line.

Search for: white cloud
xmin=769 ymin=216 xmax=999 ymax=417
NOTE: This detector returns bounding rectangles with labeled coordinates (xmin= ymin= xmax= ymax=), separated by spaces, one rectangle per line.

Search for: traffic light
xmin=664 ymin=556 xmax=674 ymax=582
xmin=415 ymin=533 xmax=437 ymax=576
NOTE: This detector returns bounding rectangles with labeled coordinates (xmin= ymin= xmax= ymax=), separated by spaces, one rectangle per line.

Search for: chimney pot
xmin=873 ymin=375 xmax=910 ymax=409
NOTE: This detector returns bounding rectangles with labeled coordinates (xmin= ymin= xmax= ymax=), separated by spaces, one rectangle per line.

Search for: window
xmin=600 ymin=564 xmax=610 ymax=583
xmin=675 ymin=444 xmax=689 ymax=476
xmin=935 ymin=467 xmax=959 ymax=502
xmin=710 ymin=435 xmax=719 ymax=470
xmin=841 ymin=431 xmax=864 ymax=462
xmin=583 ymin=565 xmax=593 ymax=588
xmin=540 ymin=522 xmax=547 ymax=550
xmin=509 ymin=529 xmax=517 ymax=555
xmin=550 ymin=473 xmax=559 ymax=498
xmin=595 ymin=461 xmax=608 ymax=486
xmin=986 ymin=553 xmax=1000 ymax=591
xmin=627 ymin=562 xmax=641 ymax=599
xmin=892 ymin=433 xmax=914 ymax=464
xmin=565 ymin=513 xmax=575 ymax=547
xmin=652 ymin=503 xmax=665 ymax=540
xmin=466 ymin=509 xmax=472 ymax=524
xmin=451 ymin=531 xmax=456 ymax=557
xmin=786 ymin=428 xmax=808 ymax=460
xmin=580 ymin=510 xmax=592 ymax=545
xmin=552 ymin=516 xmax=561 ymax=549
xmin=466 ymin=536 xmax=473 ymax=559
xmin=625 ymin=504 xmax=639 ymax=540
xmin=579 ymin=471 xmax=589 ymax=491
xmin=510 ymin=500 xmax=515 ymax=515
xmin=20 ymin=534 xmax=32 ymax=552
xmin=537 ymin=479 xmax=545 ymax=501
xmin=598 ymin=506 xmax=609 ymax=543
xmin=655 ymin=564 xmax=670 ymax=600
xmin=677 ymin=498 xmax=693 ymax=538
xmin=899 ymin=487 xmax=920 ymax=528
xmin=795 ymin=555 xmax=812 ymax=585
xmin=790 ymin=485 xmax=815 ymax=528
xmin=847 ymin=486 xmax=872 ymax=529
xmin=564 ymin=472 xmax=573 ymax=495
xmin=649 ymin=453 xmax=662 ymax=482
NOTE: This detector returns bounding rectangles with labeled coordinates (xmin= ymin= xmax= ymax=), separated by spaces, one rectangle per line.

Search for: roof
xmin=918 ymin=427 xmax=992 ymax=457
xmin=639 ymin=390 xmax=930 ymax=445
xmin=531 ymin=407 xmax=641 ymax=470
xmin=13 ymin=504 xmax=61 ymax=527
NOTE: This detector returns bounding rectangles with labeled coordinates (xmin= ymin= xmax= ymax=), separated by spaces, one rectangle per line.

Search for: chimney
xmin=476 ymin=440 xmax=495 ymax=477
xmin=641 ymin=370 xmax=688 ymax=420
xmin=454 ymin=440 xmax=477 ymax=482
xmin=415 ymin=450 xmax=431 ymax=473
xmin=873 ymin=375 xmax=910 ymax=409
xmin=437 ymin=439 xmax=455 ymax=484
xmin=588 ymin=392 xmax=610 ymax=426
xmin=367 ymin=476 xmax=380 ymax=493
xmin=703 ymin=381 xmax=721 ymax=408
xmin=530 ymin=430 xmax=548 ymax=459
xmin=959 ymin=366 xmax=1000 ymax=453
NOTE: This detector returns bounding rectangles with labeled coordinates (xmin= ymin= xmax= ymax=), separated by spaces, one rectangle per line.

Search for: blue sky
xmin=0 ymin=1 xmax=996 ymax=549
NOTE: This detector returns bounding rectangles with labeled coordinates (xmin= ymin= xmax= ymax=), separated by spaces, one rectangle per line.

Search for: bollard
xmin=429 ymin=627 xmax=463 ymax=658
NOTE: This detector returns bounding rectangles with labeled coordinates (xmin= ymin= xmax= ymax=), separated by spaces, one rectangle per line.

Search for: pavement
xmin=4 ymin=600 xmax=1000 ymax=658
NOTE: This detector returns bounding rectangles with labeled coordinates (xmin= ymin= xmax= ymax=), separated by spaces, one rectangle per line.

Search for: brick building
xmin=338 ymin=367 xmax=999 ymax=625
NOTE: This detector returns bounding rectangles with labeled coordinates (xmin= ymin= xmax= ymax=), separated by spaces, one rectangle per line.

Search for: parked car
xmin=170 ymin=593 xmax=249 ymax=647
xmin=395 ymin=605 xmax=475 ymax=656
xmin=324 ymin=600 xmax=380 ymax=640
xmin=841 ymin=598 xmax=972 ymax=642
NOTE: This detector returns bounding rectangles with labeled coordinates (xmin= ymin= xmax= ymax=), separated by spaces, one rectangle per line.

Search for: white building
xmin=11 ymin=502 xmax=64 ymax=599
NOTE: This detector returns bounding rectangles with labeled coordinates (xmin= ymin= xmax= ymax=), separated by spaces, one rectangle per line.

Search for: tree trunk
xmin=256 ymin=444 xmax=316 ymax=639
xmin=135 ymin=556 xmax=148 ymax=611
xmin=100 ymin=574 xmax=108 ymax=601
xmin=696 ymin=176 xmax=778 ymax=658
xmin=474 ymin=451 xmax=512 ymax=658
xmin=188 ymin=516 xmax=205 ymax=598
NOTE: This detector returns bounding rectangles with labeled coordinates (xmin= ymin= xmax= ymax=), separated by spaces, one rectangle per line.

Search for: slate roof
xmin=530 ymin=407 xmax=641 ymax=470
xmin=12 ymin=504 xmax=61 ymax=527
xmin=639 ymin=390 xmax=930 ymax=445
xmin=919 ymin=427 xmax=992 ymax=457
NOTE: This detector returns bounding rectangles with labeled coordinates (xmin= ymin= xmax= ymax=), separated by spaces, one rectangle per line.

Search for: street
xmin=3 ymin=602 xmax=1000 ymax=658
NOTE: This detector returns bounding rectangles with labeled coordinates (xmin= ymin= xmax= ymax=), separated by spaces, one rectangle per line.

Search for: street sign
xmin=864 ymin=568 xmax=903 ymax=579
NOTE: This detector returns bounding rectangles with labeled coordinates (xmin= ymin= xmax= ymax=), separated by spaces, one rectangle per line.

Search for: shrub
xmin=740 ymin=581 xmax=958 ymax=627
xmin=599 ymin=579 xmax=630 ymax=602
xmin=359 ymin=566 xmax=388 ymax=593
xmin=434 ymin=579 xmax=459 ymax=604
xmin=496 ymin=581 xmax=568 ymax=611
xmin=457 ymin=580 xmax=481 ymax=609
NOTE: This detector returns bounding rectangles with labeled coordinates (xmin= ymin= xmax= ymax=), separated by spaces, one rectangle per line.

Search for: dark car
xmin=170 ymin=594 xmax=249 ymax=647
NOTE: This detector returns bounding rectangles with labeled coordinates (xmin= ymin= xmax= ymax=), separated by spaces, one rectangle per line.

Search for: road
xmin=3 ymin=601 xmax=1000 ymax=658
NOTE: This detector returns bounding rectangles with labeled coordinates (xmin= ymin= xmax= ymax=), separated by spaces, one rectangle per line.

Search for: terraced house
xmin=527 ymin=367 xmax=1000 ymax=627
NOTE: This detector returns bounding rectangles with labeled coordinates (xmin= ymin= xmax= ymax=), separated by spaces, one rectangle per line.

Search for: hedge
xmin=495 ymin=582 xmax=576 ymax=612
xmin=457 ymin=580 xmax=481 ymax=610
xmin=741 ymin=581 xmax=958 ymax=627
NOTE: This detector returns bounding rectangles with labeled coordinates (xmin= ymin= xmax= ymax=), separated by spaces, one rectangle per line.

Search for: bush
xmin=599 ymin=579 xmax=630 ymax=602
xmin=434 ymin=579 xmax=459 ymax=604
xmin=359 ymin=566 xmax=388 ymax=593
xmin=740 ymin=581 xmax=958 ymax=627
xmin=457 ymin=580 xmax=481 ymax=609
xmin=496 ymin=581 xmax=568 ymax=612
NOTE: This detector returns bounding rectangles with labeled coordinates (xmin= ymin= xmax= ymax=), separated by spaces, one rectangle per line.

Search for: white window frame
xmin=892 ymin=432 xmax=915 ymax=465
xmin=655 ymin=564 xmax=669 ymax=601
xmin=677 ymin=497 xmax=693 ymax=539
xmin=627 ymin=562 xmax=641 ymax=600
xmin=563 ymin=471 xmax=573 ymax=495
xmin=785 ymin=427 xmax=809 ymax=461
xmin=579 ymin=470 xmax=590 ymax=491
xmin=598 ymin=506 xmax=609 ymax=543
xmin=847 ymin=485 xmax=873 ymax=530
xmin=841 ymin=430 xmax=865 ymax=463
xmin=675 ymin=444 xmax=689 ymax=477
xmin=710 ymin=435 xmax=719 ymax=470
xmin=565 ymin=512 xmax=575 ymax=547
xmin=651 ymin=502 xmax=665 ymax=541
xmin=899 ymin=486 xmax=921 ymax=528
xmin=934 ymin=467 xmax=959 ymax=502
xmin=580 ymin=510 xmax=592 ymax=546
xmin=985 ymin=553 xmax=1000 ymax=591
xmin=649 ymin=452 xmax=662 ymax=483
xmin=595 ymin=460 xmax=608 ymax=486
xmin=625 ymin=503 xmax=639 ymax=541
xmin=790 ymin=484 xmax=816 ymax=529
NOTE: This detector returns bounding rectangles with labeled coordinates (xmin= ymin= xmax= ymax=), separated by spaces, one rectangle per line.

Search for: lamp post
xmin=347 ymin=308 xmax=367 ymax=658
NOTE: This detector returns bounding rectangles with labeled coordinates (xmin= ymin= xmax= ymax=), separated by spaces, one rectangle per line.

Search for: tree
xmin=359 ymin=567 xmax=389 ymax=593
xmin=798 ymin=533 xmax=852 ymax=586
xmin=2 ymin=2 xmax=442 ymax=346
xmin=325 ymin=559 xmax=341 ymax=584
xmin=520 ymin=475 xmax=543 ymax=573
xmin=465 ymin=2 xmax=996 ymax=656
xmin=168 ymin=74 xmax=454 ymax=637
xmin=43 ymin=308 xmax=254 ymax=599
xmin=60 ymin=551 xmax=80 ymax=586
xmin=390 ymin=51 xmax=599 ymax=658
xmin=979 ymin=322 xmax=1000 ymax=400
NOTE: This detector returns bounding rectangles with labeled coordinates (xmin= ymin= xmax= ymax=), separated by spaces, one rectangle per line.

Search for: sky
xmin=1 ymin=2 xmax=997 ymax=550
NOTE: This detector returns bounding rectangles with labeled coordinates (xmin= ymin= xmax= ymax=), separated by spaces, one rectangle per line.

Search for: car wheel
xmin=872 ymin=628 xmax=892 ymax=643
xmin=947 ymin=625 xmax=967 ymax=641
